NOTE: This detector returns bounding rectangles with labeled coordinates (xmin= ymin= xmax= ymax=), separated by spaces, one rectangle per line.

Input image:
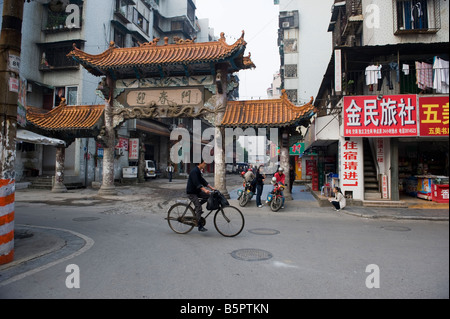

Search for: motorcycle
xmin=237 ymin=172 xmax=255 ymax=207
xmin=266 ymin=178 xmax=285 ymax=212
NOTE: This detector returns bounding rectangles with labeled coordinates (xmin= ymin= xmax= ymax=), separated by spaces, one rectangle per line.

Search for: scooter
xmin=266 ymin=178 xmax=285 ymax=212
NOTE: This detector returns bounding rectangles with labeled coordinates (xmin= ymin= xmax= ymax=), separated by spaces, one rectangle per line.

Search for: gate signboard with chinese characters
xmin=127 ymin=88 xmax=204 ymax=108
xmin=343 ymin=95 xmax=418 ymax=137
xmin=418 ymin=96 xmax=449 ymax=137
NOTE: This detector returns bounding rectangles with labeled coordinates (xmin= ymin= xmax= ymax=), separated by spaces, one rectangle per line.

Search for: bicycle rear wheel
xmin=214 ymin=206 xmax=245 ymax=237
xmin=167 ymin=203 xmax=196 ymax=234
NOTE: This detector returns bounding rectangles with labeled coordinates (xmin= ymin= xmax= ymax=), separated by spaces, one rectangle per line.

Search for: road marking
xmin=0 ymin=225 xmax=94 ymax=287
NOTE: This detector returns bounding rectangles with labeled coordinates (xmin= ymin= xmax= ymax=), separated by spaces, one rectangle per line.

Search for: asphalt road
xmin=1 ymin=193 xmax=448 ymax=299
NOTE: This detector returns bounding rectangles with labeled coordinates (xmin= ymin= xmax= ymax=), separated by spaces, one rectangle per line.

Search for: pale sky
xmin=195 ymin=0 xmax=280 ymax=100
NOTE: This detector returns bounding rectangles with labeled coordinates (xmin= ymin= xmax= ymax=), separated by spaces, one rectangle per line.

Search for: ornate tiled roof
xmin=68 ymin=32 xmax=255 ymax=78
xmin=221 ymin=91 xmax=316 ymax=127
xmin=26 ymin=99 xmax=104 ymax=131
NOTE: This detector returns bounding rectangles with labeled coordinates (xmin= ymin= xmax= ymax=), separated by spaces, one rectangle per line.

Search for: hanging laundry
xmin=433 ymin=57 xmax=449 ymax=94
xmin=402 ymin=64 xmax=410 ymax=76
xmin=416 ymin=61 xmax=433 ymax=90
xmin=365 ymin=65 xmax=382 ymax=86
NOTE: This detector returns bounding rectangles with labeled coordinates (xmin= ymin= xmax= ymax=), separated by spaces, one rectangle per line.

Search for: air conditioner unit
xmin=282 ymin=21 xmax=290 ymax=28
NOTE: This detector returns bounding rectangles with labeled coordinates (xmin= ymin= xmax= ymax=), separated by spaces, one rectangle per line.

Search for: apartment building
xmin=275 ymin=0 xmax=334 ymax=183
xmin=309 ymin=0 xmax=449 ymax=204
xmin=4 ymin=0 xmax=213 ymax=186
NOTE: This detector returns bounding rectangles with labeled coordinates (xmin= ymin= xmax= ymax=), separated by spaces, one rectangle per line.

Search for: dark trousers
xmin=187 ymin=192 xmax=209 ymax=222
xmin=256 ymin=184 xmax=263 ymax=206
xmin=331 ymin=201 xmax=340 ymax=209
xmin=168 ymin=172 xmax=173 ymax=182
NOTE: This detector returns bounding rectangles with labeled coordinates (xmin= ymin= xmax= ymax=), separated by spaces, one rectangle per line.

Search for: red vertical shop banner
xmin=340 ymin=139 xmax=362 ymax=188
xmin=418 ymin=96 xmax=449 ymax=137
xmin=343 ymin=95 xmax=418 ymax=137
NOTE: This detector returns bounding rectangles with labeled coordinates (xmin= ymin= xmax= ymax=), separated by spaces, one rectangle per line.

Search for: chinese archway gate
xmin=68 ymin=32 xmax=255 ymax=196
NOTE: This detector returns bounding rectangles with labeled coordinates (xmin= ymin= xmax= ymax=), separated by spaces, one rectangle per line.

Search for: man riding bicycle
xmin=186 ymin=160 xmax=215 ymax=232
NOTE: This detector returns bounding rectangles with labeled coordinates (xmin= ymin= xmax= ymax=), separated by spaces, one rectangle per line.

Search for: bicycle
xmin=166 ymin=193 xmax=245 ymax=237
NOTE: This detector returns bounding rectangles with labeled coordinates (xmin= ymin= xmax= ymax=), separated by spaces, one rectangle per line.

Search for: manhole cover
xmin=382 ymin=226 xmax=411 ymax=231
xmin=248 ymin=228 xmax=280 ymax=235
xmin=231 ymin=249 xmax=273 ymax=262
xmin=72 ymin=217 xmax=100 ymax=222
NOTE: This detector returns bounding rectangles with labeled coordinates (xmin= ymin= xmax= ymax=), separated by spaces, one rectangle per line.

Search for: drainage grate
xmin=248 ymin=228 xmax=280 ymax=235
xmin=231 ymin=249 xmax=273 ymax=262
xmin=72 ymin=217 xmax=100 ymax=222
xmin=382 ymin=226 xmax=411 ymax=232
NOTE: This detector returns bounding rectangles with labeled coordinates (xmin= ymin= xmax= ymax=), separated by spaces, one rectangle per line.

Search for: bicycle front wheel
xmin=214 ymin=206 xmax=245 ymax=237
xmin=167 ymin=203 xmax=195 ymax=234
xmin=239 ymin=192 xmax=249 ymax=207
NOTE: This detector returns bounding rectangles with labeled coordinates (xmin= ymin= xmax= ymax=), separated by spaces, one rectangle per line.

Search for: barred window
xmin=393 ymin=0 xmax=441 ymax=34
xmin=285 ymin=64 xmax=298 ymax=78
xmin=284 ymin=39 xmax=298 ymax=53
xmin=285 ymin=89 xmax=298 ymax=104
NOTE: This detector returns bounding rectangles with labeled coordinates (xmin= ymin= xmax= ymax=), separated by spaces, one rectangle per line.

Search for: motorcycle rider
xmin=274 ymin=167 xmax=286 ymax=208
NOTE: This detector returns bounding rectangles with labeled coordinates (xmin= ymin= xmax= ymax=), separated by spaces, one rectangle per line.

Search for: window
xmin=115 ymin=0 xmax=128 ymax=16
xmin=54 ymin=86 xmax=78 ymax=107
xmin=114 ymin=28 xmax=126 ymax=48
xmin=394 ymin=0 xmax=441 ymax=34
xmin=285 ymin=64 xmax=298 ymax=78
xmin=285 ymin=89 xmax=298 ymax=104
xmin=187 ymin=0 xmax=196 ymax=23
xmin=133 ymin=8 xmax=149 ymax=34
xmin=171 ymin=20 xmax=184 ymax=31
xmin=284 ymin=39 xmax=298 ymax=53
xmin=40 ymin=42 xmax=80 ymax=71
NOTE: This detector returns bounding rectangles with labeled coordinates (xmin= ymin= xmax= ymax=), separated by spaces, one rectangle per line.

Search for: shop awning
xmin=16 ymin=129 xmax=66 ymax=147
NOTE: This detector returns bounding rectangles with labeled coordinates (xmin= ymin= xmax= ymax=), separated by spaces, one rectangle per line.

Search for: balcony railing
xmin=339 ymin=66 xmax=449 ymax=97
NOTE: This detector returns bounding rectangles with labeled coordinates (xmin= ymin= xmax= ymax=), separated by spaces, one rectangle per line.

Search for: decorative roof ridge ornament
xmin=173 ymin=36 xmax=197 ymax=45
xmin=139 ymin=37 xmax=160 ymax=47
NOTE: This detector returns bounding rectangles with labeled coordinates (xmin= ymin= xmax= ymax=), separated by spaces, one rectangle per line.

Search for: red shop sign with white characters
xmin=344 ymin=95 xmax=418 ymax=137
xmin=418 ymin=96 xmax=449 ymax=137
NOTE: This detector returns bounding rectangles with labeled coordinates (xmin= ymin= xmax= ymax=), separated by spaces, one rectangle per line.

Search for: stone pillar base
xmin=52 ymin=184 xmax=67 ymax=193
xmin=98 ymin=185 xmax=117 ymax=196
xmin=219 ymin=188 xmax=230 ymax=199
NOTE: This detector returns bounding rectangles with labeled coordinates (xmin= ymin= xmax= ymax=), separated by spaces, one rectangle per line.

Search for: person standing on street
xmin=166 ymin=162 xmax=174 ymax=182
xmin=255 ymin=165 xmax=266 ymax=208
xmin=289 ymin=164 xmax=295 ymax=193
xmin=186 ymin=161 xmax=215 ymax=232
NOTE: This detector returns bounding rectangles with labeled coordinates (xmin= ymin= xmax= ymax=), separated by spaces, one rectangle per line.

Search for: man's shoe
xmin=198 ymin=226 xmax=208 ymax=232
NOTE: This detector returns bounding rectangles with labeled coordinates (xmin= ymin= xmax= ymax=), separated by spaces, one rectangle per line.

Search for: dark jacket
xmin=186 ymin=166 xmax=208 ymax=194
xmin=255 ymin=171 xmax=265 ymax=186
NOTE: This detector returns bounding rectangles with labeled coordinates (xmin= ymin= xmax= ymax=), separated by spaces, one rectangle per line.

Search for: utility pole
xmin=0 ymin=0 xmax=25 ymax=265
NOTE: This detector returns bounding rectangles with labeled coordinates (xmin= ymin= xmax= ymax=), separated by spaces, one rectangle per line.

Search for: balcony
xmin=339 ymin=65 xmax=449 ymax=98
xmin=39 ymin=41 xmax=83 ymax=72
xmin=42 ymin=0 xmax=83 ymax=33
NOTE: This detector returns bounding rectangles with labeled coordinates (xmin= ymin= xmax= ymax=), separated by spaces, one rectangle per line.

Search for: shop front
xmin=342 ymin=94 xmax=449 ymax=203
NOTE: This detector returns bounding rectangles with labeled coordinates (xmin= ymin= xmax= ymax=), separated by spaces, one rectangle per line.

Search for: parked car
xmin=145 ymin=160 xmax=157 ymax=179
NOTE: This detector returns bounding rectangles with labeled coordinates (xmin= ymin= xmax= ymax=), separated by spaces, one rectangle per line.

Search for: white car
xmin=145 ymin=160 xmax=157 ymax=179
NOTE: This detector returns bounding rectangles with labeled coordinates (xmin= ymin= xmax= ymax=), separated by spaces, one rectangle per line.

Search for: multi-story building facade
xmin=275 ymin=0 xmax=334 ymax=182
xmin=4 ymin=0 xmax=214 ymax=186
xmin=309 ymin=0 xmax=449 ymax=204
xmin=276 ymin=0 xmax=333 ymax=105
